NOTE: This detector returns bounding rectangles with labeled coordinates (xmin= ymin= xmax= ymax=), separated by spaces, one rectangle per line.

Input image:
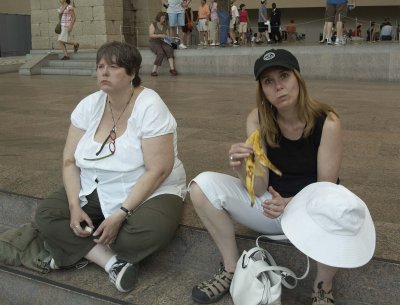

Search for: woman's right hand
xmin=228 ymin=142 xmax=253 ymax=169
xmin=69 ymin=205 xmax=94 ymax=237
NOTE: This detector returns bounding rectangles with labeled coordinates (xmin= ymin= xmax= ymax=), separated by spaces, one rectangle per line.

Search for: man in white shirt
xmin=229 ymin=0 xmax=239 ymax=46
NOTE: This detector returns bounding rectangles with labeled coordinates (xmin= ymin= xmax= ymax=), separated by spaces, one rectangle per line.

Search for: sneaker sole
xmin=115 ymin=263 xmax=138 ymax=292
xmin=50 ymin=258 xmax=89 ymax=270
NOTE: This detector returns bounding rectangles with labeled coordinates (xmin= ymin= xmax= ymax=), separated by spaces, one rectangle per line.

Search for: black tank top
xmin=266 ymin=114 xmax=327 ymax=198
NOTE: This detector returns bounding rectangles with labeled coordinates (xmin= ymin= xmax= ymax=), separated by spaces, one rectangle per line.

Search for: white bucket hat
xmin=281 ymin=182 xmax=376 ymax=268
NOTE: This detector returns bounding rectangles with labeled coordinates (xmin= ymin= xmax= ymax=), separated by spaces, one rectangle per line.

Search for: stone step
xmin=40 ymin=67 xmax=94 ymax=76
xmin=47 ymin=59 xmax=96 ymax=69
xmin=0 ymin=191 xmax=399 ymax=305
xmin=21 ymin=43 xmax=400 ymax=81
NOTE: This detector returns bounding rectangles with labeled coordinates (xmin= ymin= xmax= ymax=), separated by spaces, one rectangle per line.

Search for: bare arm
xmin=317 ymin=112 xmax=343 ymax=182
xmin=63 ymin=124 xmax=84 ymax=210
xmin=63 ymin=124 xmax=94 ymax=235
xmin=68 ymin=7 xmax=76 ymax=32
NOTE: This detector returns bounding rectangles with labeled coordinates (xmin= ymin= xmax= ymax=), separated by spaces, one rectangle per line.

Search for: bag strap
xmin=59 ymin=5 xmax=68 ymax=20
xmin=251 ymin=237 xmax=310 ymax=289
xmin=256 ymin=234 xmax=287 ymax=242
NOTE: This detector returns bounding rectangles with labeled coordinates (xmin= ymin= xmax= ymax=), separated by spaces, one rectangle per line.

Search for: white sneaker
xmin=178 ymin=43 xmax=187 ymax=49
xmin=326 ymin=38 xmax=333 ymax=45
xmin=210 ymin=42 xmax=216 ymax=46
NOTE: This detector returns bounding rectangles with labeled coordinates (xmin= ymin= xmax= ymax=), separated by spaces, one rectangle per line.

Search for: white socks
xmin=104 ymin=255 xmax=118 ymax=273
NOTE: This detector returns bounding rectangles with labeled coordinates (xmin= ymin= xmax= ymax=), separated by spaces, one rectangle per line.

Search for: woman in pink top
xmin=57 ymin=0 xmax=79 ymax=60
xmin=238 ymin=3 xmax=249 ymax=45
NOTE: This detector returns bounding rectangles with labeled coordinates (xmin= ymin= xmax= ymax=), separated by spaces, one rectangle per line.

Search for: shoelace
xmin=109 ymin=262 xmax=125 ymax=282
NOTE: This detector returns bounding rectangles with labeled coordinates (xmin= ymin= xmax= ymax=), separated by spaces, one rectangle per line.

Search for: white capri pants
xmin=189 ymin=171 xmax=284 ymax=235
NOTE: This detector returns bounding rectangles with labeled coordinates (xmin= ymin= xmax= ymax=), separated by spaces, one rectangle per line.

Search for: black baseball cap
xmin=254 ymin=49 xmax=300 ymax=80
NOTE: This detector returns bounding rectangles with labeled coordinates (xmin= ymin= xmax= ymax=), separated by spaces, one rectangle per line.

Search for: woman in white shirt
xmin=35 ymin=41 xmax=186 ymax=293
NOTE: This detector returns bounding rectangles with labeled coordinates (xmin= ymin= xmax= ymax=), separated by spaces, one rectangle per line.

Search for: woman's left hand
xmin=93 ymin=212 xmax=125 ymax=245
xmin=262 ymin=186 xmax=290 ymax=219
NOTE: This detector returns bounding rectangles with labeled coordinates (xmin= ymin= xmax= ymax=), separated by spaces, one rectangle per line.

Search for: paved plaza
xmin=0 ymin=67 xmax=399 ymax=304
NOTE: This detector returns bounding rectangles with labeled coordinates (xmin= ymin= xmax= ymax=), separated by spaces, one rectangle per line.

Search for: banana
xmin=245 ymin=129 xmax=282 ymax=206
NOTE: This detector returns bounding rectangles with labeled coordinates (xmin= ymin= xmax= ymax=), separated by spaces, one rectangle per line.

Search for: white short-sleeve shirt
xmin=72 ymin=88 xmax=186 ymax=218
xmin=167 ymin=0 xmax=184 ymax=13
xmin=231 ymin=5 xmax=239 ymax=19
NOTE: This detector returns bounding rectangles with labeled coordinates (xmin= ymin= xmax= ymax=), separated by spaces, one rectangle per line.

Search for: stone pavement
xmin=0 ymin=71 xmax=399 ymax=304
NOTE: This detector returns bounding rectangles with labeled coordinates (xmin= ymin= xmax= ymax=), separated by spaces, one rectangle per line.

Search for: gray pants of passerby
xmin=35 ymin=187 xmax=183 ymax=267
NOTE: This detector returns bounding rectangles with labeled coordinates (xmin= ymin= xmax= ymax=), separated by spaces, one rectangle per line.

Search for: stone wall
xmin=30 ymin=0 xmax=123 ymax=50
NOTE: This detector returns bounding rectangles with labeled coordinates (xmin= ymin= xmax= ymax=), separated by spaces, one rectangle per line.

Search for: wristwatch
xmin=120 ymin=206 xmax=133 ymax=218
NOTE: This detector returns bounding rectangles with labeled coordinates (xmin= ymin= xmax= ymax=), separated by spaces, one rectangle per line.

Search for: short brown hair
xmin=155 ymin=11 xmax=167 ymax=22
xmin=96 ymin=41 xmax=142 ymax=87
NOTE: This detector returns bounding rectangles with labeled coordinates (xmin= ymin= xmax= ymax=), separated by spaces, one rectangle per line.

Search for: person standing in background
xmin=58 ymin=0 xmax=79 ymax=60
xmin=270 ymin=2 xmax=282 ymax=43
xmin=197 ymin=0 xmax=210 ymax=46
xmin=229 ymin=0 xmax=240 ymax=46
xmin=286 ymin=19 xmax=297 ymax=42
xmin=161 ymin=0 xmax=189 ymax=49
xmin=238 ymin=4 xmax=249 ymax=45
xmin=209 ymin=0 xmax=219 ymax=46
xmin=257 ymin=0 xmax=270 ymax=43
xmin=217 ymin=0 xmax=230 ymax=46
xmin=182 ymin=0 xmax=193 ymax=46
xmin=324 ymin=0 xmax=348 ymax=45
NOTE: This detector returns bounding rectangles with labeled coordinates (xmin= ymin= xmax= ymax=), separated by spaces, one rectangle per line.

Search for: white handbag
xmin=230 ymin=235 xmax=309 ymax=305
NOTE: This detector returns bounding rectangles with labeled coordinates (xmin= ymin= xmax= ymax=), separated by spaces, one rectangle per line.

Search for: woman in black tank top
xmin=189 ymin=49 xmax=344 ymax=305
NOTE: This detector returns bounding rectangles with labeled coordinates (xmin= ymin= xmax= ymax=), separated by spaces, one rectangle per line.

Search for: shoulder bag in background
xmin=186 ymin=9 xmax=193 ymax=31
xmin=55 ymin=5 xmax=68 ymax=34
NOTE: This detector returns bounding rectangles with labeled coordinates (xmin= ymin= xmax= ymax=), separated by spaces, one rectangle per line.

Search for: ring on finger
xmin=229 ymin=155 xmax=234 ymax=161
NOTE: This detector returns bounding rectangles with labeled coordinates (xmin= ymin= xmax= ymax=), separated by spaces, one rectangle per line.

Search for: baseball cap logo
xmin=263 ymin=52 xmax=275 ymax=61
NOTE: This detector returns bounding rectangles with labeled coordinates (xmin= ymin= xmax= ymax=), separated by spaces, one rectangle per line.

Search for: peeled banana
xmin=245 ymin=129 xmax=282 ymax=206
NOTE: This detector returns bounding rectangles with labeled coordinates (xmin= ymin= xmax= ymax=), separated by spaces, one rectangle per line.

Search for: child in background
xmin=238 ymin=4 xmax=249 ymax=45
xmin=246 ymin=28 xmax=253 ymax=45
